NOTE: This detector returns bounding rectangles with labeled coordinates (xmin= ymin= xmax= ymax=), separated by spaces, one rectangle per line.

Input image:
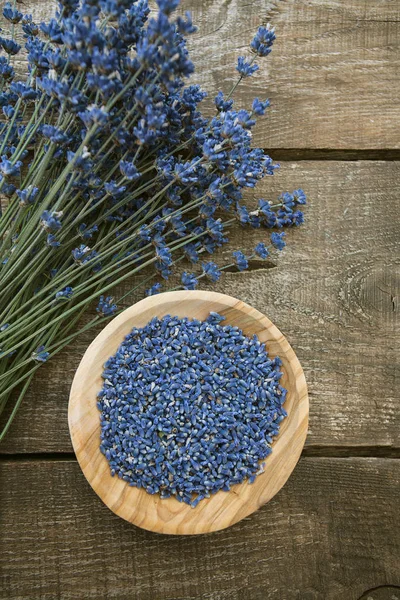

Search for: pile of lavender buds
xmin=98 ymin=312 xmax=287 ymax=507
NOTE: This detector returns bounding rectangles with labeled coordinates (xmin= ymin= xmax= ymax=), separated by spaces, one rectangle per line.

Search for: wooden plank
xmin=1 ymin=160 xmax=398 ymax=453
xmin=2 ymin=0 xmax=400 ymax=149
xmin=1 ymin=458 xmax=399 ymax=599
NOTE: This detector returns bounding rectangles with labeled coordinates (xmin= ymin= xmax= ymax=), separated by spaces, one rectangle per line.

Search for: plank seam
xmin=267 ymin=149 xmax=400 ymax=161
xmin=1 ymin=447 xmax=400 ymax=461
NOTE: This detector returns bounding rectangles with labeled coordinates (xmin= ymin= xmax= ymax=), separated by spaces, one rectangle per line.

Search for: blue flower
xmin=214 ymin=91 xmax=233 ymax=112
xmin=0 ymin=157 xmax=22 ymax=178
xmin=252 ymin=98 xmax=270 ymax=116
xmin=254 ymin=242 xmax=269 ymax=259
xmin=41 ymin=125 xmax=69 ymax=145
xmin=97 ymin=296 xmax=117 ymax=317
xmin=251 ymin=25 xmax=276 ymax=57
xmin=104 ymin=181 xmax=126 ymax=198
xmin=183 ymin=243 xmax=199 ymax=263
xmin=78 ymin=105 xmax=109 ymax=128
xmin=67 ymin=150 xmax=93 ymax=173
xmin=10 ymin=82 xmax=37 ymax=101
xmin=0 ymin=57 xmax=14 ymax=80
xmin=78 ymin=223 xmax=99 ymax=240
xmin=156 ymin=0 xmax=180 ymax=15
xmin=233 ymin=250 xmax=248 ymax=271
xmin=55 ymin=287 xmax=74 ymax=300
xmin=0 ymin=37 xmax=21 ymax=55
xmin=120 ymin=160 xmax=140 ymax=181
xmin=202 ymin=261 xmax=221 ymax=282
xmin=174 ymin=160 xmax=198 ymax=184
xmin=47 ymin=234 xmax=60 ymax=248
xmin=1 ymin=181 xmax=16 ymax=197
xmin=21 ymin=14 xmax=39 ymax=37
xmin=40 ymin=19 xmax=63 ymax=44
xmin=146 ymin=283 xmax=162 ymax=296
xmin=156 ymin=245 xmax=172 ymax=267
xmin=206 ymin=218 xmax=225 ymax=242
xmin=236 ymin=56 xmax=259 ymax=77
xmin=72 ymin=244 xmax=99 ymax=264
xmin=181 ymin=272 xmax=198 ymax=290
xmin=40 ymin=210 xmax=62 ymax=232
xmin=32 ymin=345 xmax=50 ymax=363
xmin=2 ymin=3 xmax=23 ymax=24
xmin=2 ymin=105 xmax=14 ymax=120
xmin=293 ymin=188 xmax=307 ymax=205
xmin=271 ymin=232 xmax=286 ymax=250
xmin=236 ymin=204 xmax=250 ymax=225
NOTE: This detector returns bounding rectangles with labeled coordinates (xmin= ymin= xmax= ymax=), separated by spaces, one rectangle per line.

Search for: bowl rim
xmin=68 ymin=290 xmax=308 ymax=535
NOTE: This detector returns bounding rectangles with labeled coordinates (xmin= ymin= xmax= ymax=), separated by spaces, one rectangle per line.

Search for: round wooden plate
xmin=68 ymin=290 xmax=308 ymax=535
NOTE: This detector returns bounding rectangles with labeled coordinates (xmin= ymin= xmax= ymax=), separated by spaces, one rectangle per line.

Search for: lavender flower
xmin=0 ymin=0 xmax=305 ymax=442
xmin=96 ymin=296 xmax=117 ymax=316
xmin=40 ymin=211 xmax=63 ymax=232
xmin=251 ymin=25 xmax=276 ymax=56
xmin=232 ymin=250 xmax=248 ymax=271
xmin=181 ymin=272 xmax=198 ymax=290
xmin=236 ymin=56 xmax=259 ymax=77
xmin=3 ymin=2 xmax=23 ymax=24
xmin=255 ymin=242 xmax=269 ymax=259
xmin=202 ymin=261 xmax=221 ymax=282
xmin=32 ymin=346 xmax=49 ymax=363
xmin=271 ymin=232 xmax=286 ymax=250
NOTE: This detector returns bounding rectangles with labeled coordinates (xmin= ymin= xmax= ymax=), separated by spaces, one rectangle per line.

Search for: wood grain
xmin=3 ymin=0 xmax=400 ymax=149
xmin=69 ymin=291 xmax=308 ymax=534
xmin=1 ymin=457 xmax=399 ymax=599
xmin=1 ymin=160 xmax=398 ymax=454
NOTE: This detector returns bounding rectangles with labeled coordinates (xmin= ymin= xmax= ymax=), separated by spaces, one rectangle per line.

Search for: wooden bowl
xmin=68 ymin=290 xmax=308 ymax=535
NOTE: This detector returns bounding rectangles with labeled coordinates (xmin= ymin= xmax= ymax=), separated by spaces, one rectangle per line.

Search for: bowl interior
xmin=68 ymin=290 xmax=308 ymax=535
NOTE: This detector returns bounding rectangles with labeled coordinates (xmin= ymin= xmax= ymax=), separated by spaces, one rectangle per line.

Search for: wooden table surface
xmin=1 ymin=1 xmax=400 ymax=599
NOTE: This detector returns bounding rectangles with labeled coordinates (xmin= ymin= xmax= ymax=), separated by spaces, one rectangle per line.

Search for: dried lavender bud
xmin=98 ymin=312 xmax=287 ymax=507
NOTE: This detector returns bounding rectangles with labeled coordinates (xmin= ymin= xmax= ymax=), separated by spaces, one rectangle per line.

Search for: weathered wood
xmin=358 ymin=588 xmax=400 ymax=600
xmin=1 ymin=457 xmax=399 ymax=599
xmin=4 ymin=0 xmax=400 ymax=149
xmin=69 ymin=290 xmax=308 ymax=534
xmin=1 ymin=160 xmax=398 ymax=454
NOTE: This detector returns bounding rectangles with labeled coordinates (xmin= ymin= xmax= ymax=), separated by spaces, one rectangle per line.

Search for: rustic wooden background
xmin=1 ymin=1 xmax=400 ymax=599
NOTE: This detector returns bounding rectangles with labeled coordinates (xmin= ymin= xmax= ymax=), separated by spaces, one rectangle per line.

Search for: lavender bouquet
xmin=0 ymin=0 xmax=306 ymax=440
